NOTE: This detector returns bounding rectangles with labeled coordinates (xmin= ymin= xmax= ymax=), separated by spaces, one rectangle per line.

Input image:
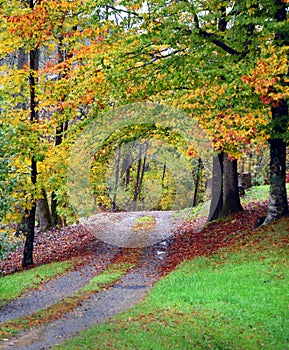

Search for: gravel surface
xmin=82 ymin=210 xmax=181 ymax=248
xmin=0 ymin=212 xmax=173 ymax=350
xmin=1 ymin=265 xmax=157 ymax=349
xmin=0 ymin=241 xmax=120 ymax=325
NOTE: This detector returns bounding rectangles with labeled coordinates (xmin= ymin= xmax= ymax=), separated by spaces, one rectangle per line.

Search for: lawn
xmin=55 ymin=217 xmax=289 ymax=350
xmin=0 ymin=261 xmax=71 ymax=307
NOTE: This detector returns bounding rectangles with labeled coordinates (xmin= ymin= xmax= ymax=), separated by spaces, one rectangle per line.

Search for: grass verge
xmin=0 ymin=262 xmax=133 ymax=341
xmin=54 ymin=218 xmax=289 ymax=350
xmin=0 ymin=260 xmax=72 ymax=307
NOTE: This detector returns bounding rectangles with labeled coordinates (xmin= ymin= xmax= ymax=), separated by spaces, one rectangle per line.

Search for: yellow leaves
xmin=0 ymin=0 xmax=87 ymax=50
xmin=242 ymin=45 xmax=289 ymax=105
xmin=135 ymin=61 xmax=145 ymax=68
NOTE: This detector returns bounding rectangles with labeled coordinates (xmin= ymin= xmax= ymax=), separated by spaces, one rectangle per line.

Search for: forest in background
xmin=0 ymin=0 xmax=288 ymax=266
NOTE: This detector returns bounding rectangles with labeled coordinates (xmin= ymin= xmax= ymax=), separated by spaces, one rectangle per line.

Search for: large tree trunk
xmin=264 ymin=0 xmax=289 ymax=224
xmin=209 ymin=153 xmax=223 ymax=221
xmin=22 ymin=157 xmax=37 ymax=267
xmin=265 ymin=103 xmax=288 ymax=223
xmin=220 ymin=153 xmax=243 ymax=217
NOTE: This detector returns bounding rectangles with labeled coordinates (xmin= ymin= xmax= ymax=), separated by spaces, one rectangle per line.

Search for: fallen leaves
xmin=159 ymin=200 xmax=269 ymax=276
xmin=0 ymin=200 xmax=272 ymax=279
xmin=0 ymin=225 xmax=97 ymax=275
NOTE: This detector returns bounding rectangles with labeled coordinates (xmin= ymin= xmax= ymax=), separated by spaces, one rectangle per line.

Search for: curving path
xmin=0 ymin=211 xmax=175 ymax=350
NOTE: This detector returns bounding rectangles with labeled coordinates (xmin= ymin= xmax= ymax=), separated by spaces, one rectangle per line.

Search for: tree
xmin=0 ymin=0 xmax=108 ymax=265
xmin=96 ymin=0 xmax=288 ymax=222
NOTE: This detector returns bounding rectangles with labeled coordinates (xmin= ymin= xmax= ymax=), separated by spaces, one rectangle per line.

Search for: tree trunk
xmin=22 ymin=203 xmax=36 ymax=267
xmin=50 ymin=38 xmax=71 ymax=226
xmin=265 ymin=102 xmax=288 ymax=223
xmin=112 ymin=147 xmax=121 ymax=210
xmin=209 ymin=153 xmax=223 ymax=221
xmin=220 ymin=153 xmax=243 ymax=217
xmin=37 ymin=189 xmax=52 ymax=232
xmin=192 ymin=158 xmax=202 ymax=207
xmin=22 ymin=18 xmax=39 ymax=266
xmin=132 ymin=143 xmax=148 ymax=210
xmin=137 ymin=143 xmax=148 ymax=203
xmin=161 ymin=162 xmax=166 ymax=187
xmin=22 ymin=157 xmax=37 ymax=267
xmin=264 ymin=0 xmax=289 ymax=223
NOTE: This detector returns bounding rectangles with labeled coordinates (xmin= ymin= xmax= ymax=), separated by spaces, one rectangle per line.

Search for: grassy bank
xmin=55 ymin=218 xmax=289 ymax=350
xmin=0 ymin=263 xmax=133 ymax=340
xmin=0 ymin=261 xmax=72 ymax=307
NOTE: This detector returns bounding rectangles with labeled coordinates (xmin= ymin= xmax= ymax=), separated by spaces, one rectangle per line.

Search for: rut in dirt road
xmin=0 ymin=241 xmax=120 ymax=325
xmin=0 ymin=241 xmax=170 ymax=350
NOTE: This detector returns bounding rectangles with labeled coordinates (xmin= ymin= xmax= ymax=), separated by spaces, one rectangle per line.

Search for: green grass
xmin=0 ymin=262 xmax=133 ymax=341
xmin=55 ymin=219 xmax=289 ymax=350
xmin=241 ymin=185 xmax=270 ymax=204
xmin=176 ymin=184 xmax=272 ymax=222
xmin=0 ymin=260 xmax=72 ymax=307
xmin=79 ymin=263 xmax=132 ymax=293
xmin=241 ymin=183 xmax=289 ymax=204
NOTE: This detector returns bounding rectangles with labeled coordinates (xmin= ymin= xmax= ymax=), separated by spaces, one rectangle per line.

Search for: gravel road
xmin=0 ymin=211 xmax=173 ymax=350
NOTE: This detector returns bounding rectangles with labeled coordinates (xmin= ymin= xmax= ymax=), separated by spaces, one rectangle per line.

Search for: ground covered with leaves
xmin=0 ymin=200 xmax=268 ymax=277
xmin=163 ymin=200 xmax=269 ymax=274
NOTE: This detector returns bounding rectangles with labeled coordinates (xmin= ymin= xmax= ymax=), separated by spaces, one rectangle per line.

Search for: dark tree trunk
xmin=22 ymin=157 xmax=37 ymax=267
xmin=137 ymin=144 xmax=148 ymax=201
xmin=209 ymin=153 xmax=223 ymax=221
xmin=192 ymin=158 xmax=202 ymax=207
xmin=120 ymin=153 xmax=132 ymax=187
xmin=112 ymin=147 xmax=121 ymax=210
xmin=208 ymin=16 xmax=226 ymax=222
xmin=22 ymin=11 xmax=39 ymax=266
xmin=264 ymin=0 xmax=289 ymax=223
xmin=37 ymin=189 xmax=52 ymax=232
xmin=133 ymin=146 xmax=143 ymax=209
xmin=265 ymin=102 xmax=288 ymax=223
xmin=132 ymin=143 xmax=148 ymax=210
xmin=220 ymin=153 xmax=243 ymax=217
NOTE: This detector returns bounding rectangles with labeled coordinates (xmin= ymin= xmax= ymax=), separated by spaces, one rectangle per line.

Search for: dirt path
xmin=0 ymin=211 xmax=174 ymax=350
xmin=0 ymin=241 xmax=120 ymax=325
xmin=82 ymin=210 xmax=181 ymax=248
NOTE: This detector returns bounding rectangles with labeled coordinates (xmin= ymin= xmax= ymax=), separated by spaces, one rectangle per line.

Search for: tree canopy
xmin=0 ymin=0 xmax=288 ymax=265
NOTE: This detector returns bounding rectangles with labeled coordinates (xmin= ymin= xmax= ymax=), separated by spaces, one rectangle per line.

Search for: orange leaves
xmin=6 ymin=6 xmax=54 ymax=46
xmin=2 ymin=0 xmax=85 ymax=49
xmin=241 ymin=46 xmax=289 ymax=106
